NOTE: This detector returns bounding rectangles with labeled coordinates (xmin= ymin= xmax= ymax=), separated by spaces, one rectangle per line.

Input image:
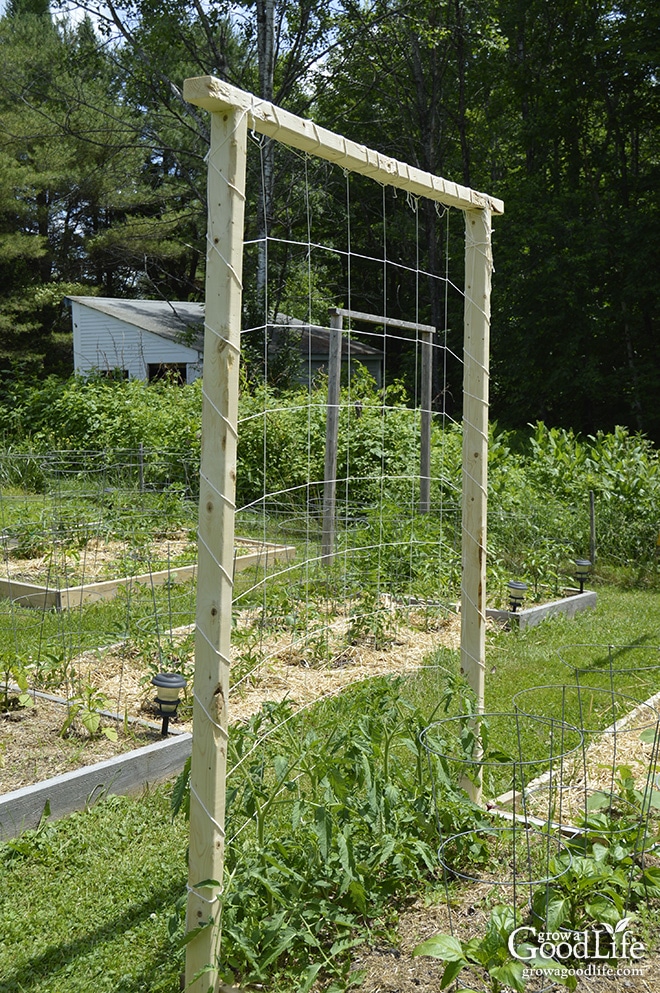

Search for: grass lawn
xmin=1 ymin=581 xmax=659 ymax=992
xmin=485 ymin=583 xmax=660 ymax=711
xmin=0 ymin=790 xmax=188 ymax=993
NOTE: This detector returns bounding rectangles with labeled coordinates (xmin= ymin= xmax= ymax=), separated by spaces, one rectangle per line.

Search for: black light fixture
xmin=575 ymin=558 xmax=592 ymax=594
xmin=507 ymin=580 xmax=528 ymax=613
xmin=151 ymin=672 xmax=187 ymax=736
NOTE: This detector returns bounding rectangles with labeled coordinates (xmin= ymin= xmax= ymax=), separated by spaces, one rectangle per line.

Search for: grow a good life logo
xmin=508 ymin=918 xmax=648 ymax=980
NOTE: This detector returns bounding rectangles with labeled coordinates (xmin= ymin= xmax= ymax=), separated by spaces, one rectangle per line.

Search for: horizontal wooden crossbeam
xmin=184 ymin=76 xmax=504 ymax=216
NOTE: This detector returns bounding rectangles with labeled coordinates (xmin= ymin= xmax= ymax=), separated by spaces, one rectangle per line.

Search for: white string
xmin=205 ymin=233 xmax=243 ymax=289
xmin=196 ymin=622 xmax=232 ymax=668
xmin=186 ymin=881 xmax=222 ymax=905
xmin=200 ymin=389 xmax=240 ymax=439
xmin=197 ymin=534 xmax=234 ymax=586
xmin=199 ymin=470 xmax=237 ymax=509
xmin=191 ymin=784 xmax=226 ymax=839
xmin=193 ymin=688 xmax=230 ymax=738
xmin=202 ymin=321 xmax=242 ymax=354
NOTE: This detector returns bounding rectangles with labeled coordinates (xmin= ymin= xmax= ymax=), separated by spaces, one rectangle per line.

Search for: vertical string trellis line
xmin=439 ymin=206 xmax=452 ymax=591
xmin=341 ymin=169 xmax=352 ymax=605
xmin=303 ymin=152 xmax=313 ymax=640
xmin=410 ymin=193 xmax=420 ymax=596
xmin=606 ymin=645 xmax=619 ymax=801
xmin=255 ymin=129 xmax=270 ymax=654
xmin=376 ymin=184 xmax=388 ymax=607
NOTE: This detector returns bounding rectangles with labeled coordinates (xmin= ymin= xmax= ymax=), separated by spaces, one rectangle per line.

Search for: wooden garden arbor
xmin=183 ymin=74 xmax=503 ymax=992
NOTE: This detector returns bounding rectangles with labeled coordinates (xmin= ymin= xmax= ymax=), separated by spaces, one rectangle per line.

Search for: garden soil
xmin=0 ymin=699 xmax=163 ymax=794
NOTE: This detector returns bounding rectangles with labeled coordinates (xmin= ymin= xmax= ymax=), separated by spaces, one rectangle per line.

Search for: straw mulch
xmin=519 ymin=695 xmax=660 ymax=825
xmin=1 ymin=533 xmax=197 ymax=585
xmin=84 ymin=607 xmax=462 ymax=729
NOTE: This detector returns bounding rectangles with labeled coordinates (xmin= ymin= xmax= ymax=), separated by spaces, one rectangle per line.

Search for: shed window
xmin=100 ymin=368 xmax=129 ymax=380
xmin=148 ymin=362 xmax=187 ymax=384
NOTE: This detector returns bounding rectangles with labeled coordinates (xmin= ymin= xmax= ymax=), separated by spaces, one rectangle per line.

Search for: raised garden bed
xmin=0 ymin=606 xmax=462 ymax=839
xmin=0 ymin=535 xmax=296 ymax=609
xmin=0 ymin=685 xmax=193 ymax=840
xmin=487 ymin=588 xmax=597 ymax=629
xmin=0 ymin=731 xmax=191 ymax=841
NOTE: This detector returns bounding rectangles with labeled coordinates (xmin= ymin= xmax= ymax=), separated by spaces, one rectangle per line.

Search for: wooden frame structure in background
xmin=320 ymin=306 xmax=437 ymax=568
xmin=183 ymin=74 xmax=503 ymax=992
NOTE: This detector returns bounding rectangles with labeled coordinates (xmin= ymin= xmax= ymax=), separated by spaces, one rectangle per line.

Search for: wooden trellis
xmin=183 ymin=74 xmax=502 ymax=992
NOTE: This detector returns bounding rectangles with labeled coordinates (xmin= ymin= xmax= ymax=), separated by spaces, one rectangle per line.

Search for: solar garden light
xmin=575 ymin=558 xmax=592 ymax=594
xmin=507 ymin=580 xmax=528 ymax=613
xmin=151 ymin=672 xmax=187 ymax=736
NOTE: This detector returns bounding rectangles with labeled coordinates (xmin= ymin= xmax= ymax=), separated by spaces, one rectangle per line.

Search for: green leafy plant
xmin=413 ymin=903 xmax=577 ymax=992
xmin=346 ymin=592 xmax=397 ymax=649
xmin=60 ymin=684 xmax=118 ymax=741
xmin=0 ymin=660 xmax=34 ymax=711
xmin=171 ymin=679 xmax=484 ymax=990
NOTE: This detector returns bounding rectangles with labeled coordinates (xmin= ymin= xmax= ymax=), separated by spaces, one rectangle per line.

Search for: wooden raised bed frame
xmin=0 ymin=729 xmax=192 ymax=842
xmin=0 ymin=537 xmax=295 ymax=610
xmin=487 ymin=588 xmax=597 ymax=630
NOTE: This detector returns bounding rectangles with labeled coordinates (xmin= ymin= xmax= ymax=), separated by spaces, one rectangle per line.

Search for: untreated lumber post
xmin=419 ymin=329 xmax=433 ymax=514
xmin=185 ymin=104 xmax=248 ymax=991
xmin=321 ymin=310 xmax=343 ymax=563
xmin=183 ymin=73 xmax=502 ymax=974
xmin=460 ymin=207 xmax=492 ymax=801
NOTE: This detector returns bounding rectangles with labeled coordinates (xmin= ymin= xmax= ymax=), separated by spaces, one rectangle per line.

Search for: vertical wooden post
xmin=186 ymin=105 xmax=248 ymax=992
xmin=589 ymin=490 xmax=596 ymax=564
xmin=460 ymin=208 xmax=491 ymax=799
xmin=321 ymin=310 xmax=343 ymax=563
xmin=419 ymin=330 xmax=433 ymax=514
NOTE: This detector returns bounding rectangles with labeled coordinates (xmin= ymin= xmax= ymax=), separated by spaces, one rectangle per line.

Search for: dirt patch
xmin=0 ymin=699 xmax=163 ymax=794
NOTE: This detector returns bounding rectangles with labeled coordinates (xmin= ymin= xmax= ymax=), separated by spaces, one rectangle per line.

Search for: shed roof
xmin=272 ymin=314 xmax=383 ymax=358
xmin=67 ymin=297 xmax=204 ymax=349
xmin=66 ymin=297 xmax=384 ymax=358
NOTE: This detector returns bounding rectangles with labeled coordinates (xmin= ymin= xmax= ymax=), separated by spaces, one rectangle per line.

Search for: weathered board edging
xmin=0 ymin=540 xmax=295 ymax=610
xmin=487 ymin=589 xmax=597 ymax=630
xmin=0 ymin=732 xmax=192 ymax=842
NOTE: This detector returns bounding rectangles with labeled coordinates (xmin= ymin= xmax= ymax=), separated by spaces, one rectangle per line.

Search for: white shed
xmin=66 ymin=297 xmax=384 ymax=386
xmin=67 ymin=296 xmax=205 ymax=384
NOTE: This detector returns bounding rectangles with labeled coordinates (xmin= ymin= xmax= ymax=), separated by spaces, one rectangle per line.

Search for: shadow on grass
xmin=0 ymin=876 xmax=186 ymax=993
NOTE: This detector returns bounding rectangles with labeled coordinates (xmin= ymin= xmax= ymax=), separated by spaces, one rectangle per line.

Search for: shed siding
xmin=71 ymin=302 xmax=201 ymax=382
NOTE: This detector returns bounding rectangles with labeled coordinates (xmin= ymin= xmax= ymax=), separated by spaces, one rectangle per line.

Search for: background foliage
xmin=0 ymin=0 xmax=658 ymax=438
xmin=3 ymin=374 xmax=660 ymax=584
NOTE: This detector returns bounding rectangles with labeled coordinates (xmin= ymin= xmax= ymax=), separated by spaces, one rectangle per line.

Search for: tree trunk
xmin=256 ymin=0 xmax=276 ymax=316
